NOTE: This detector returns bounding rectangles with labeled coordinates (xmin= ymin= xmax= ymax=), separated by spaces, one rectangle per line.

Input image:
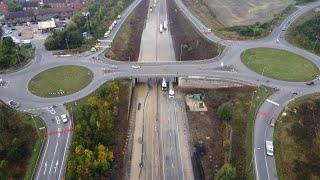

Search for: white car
xmin=4 ymin=29 xmax=12 ymax=34
xmin=132 ymin=65 xmax=141 ymax=69
xmin=266 ymin=141 xmax=274 ymax=156
xmin=90 ymin=47 xmax=97 ymax=52
xmin=61 ymin=114 xmax=68 ymax=123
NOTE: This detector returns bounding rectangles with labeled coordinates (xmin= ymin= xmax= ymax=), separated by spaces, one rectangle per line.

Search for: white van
xmin=266 ymin=141 xmax=274 ymax=156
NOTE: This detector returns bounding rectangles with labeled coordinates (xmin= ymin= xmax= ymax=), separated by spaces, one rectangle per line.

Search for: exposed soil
xmin=207 ymin=0 xmax=294 ymax=26
xmin=105 ymin=0 xmax=149 ymax=61
xmin=183 ymin=87 xmax=256 ymax=179
xmin=182 ymin=0 xmax=296 ymax=40
xmin=168 ymin=0 xmax=221 ymax=61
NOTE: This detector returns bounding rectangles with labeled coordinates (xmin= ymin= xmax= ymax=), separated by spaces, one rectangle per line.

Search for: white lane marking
xmin=254 ymin=149 xmax=260 ymax=180
xmin=47 ymin=107 xmax=56 ymax=115
xmin=266 ymin=99 xmax=280 ymax=107
xmin=49 ymin=141 xmax=59 ymax=174
xmin=54 ymin=160 xmax=59 ymax=173
xmin=58 ymin=118 xmax=72 ymax=180
xmin=36 ymin=136 xmax=50 ymax=180
xmin=55 ymin=116 xmax=61 ymax=125
xmin=264 ymin=126 xmax=271 ymax=180
xmin=57 ymin=127 xmax=61 ymax=137
xmin=43 ymin=161 xmax=47 ymax=175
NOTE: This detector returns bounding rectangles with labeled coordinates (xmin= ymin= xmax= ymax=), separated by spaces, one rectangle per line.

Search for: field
xmin=184 ymin=86 xmax=273 ymax=179
xmin=241 ymin=48 xmax=320 ymax=82
xmin=105 ymin=0 xmax=149 ymax=61
xmin=182 ymin=0 xmax=295 ymax=39
xmin=28 ymin=65 xmax=93 ymax=97
xmin=207 ymin=0 xmax=294 ymax=26
xmin=168 ymin=0 xmax=222 ymax=60
xmin=274 ymin=93 xmax=320 ymax=179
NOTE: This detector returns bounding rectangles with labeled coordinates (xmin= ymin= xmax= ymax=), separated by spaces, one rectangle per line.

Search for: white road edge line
xmin=264 ymin=125 xmax=271 ymax=180
xmin=36 ymin=135 xmax=50 ymax=180
xmin=58 ymin=120 xmax=72 ymax=180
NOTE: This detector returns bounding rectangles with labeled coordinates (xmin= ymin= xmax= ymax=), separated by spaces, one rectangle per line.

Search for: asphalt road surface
xmin=0 ymin=0 xmax=319 ymax=179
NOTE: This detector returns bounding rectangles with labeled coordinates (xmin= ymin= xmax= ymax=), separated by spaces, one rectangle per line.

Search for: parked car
xmin=90 ymin=47 xmax=97 ymax=52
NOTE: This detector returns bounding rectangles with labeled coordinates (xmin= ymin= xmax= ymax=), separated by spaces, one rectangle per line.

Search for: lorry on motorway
xmin=266 ymin=141 xmax=274 ymax=156
xmin=159 ymin=23 xmax=163 ymax=33
xmin=162 ymin=78 xmax=167 ymax=91
xmin=163 ymin=20 xmax=168 ymax=30
xmin=168 ymin=81 xmax=174 ymax=98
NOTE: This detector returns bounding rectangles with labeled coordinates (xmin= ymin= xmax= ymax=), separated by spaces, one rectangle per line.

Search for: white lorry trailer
xmin=168 ymin=81 xmax=174 ymax=98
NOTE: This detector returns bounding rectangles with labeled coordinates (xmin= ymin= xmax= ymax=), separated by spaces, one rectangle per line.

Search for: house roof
xmin=20 ymin=1 xmax=39 ymax=8
xmin=5 ymin=10 xmax=34 ymax=20
xmin=43 ymin=0 xmax=67 ymax=3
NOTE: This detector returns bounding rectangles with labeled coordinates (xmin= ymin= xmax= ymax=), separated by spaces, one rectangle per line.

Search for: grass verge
xmin=105 ymin=0 xmax=149 ymax=61
xmin=168 ymin=0 xmax=222 ymax=60
xmin=23 ymin=117 xmax=45 ymax=180
xmin=241 ymin=48 xmax=320 ymax=82
xmin=28 ymin=65 xmax=93 ymax=97
xmin=244 ymin=86 xmax=274 ymax=180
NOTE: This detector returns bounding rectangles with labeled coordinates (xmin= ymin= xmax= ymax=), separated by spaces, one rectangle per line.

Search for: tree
xmin=215 ymin=163 xmax=236 ymax=180
xmin=218 ymin=102 xmax=233 ymax=123
xmin=42 ymin=4 xmax=51 ymax=8
xmin=7 ymin=0 xmax=22 ymax=12
xmin=0 ymin=115 xmax=9 ymax=130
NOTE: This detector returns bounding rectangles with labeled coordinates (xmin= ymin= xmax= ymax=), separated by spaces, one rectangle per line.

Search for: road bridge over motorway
xmin=0 ymin=0 xmax=320 ymax=179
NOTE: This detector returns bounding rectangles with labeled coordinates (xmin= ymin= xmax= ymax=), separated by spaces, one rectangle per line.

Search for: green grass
xmin=241 ymin=48 xmax=320 ymax=82
xmin=245 ymin=86 xmax=274 ymax=180
xmin=28 ymin=65 xmax=93 ymax=97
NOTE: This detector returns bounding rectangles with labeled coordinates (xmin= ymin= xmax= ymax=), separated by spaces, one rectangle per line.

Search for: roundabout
xmin=241 ymin=48 xmax=320 ymax=82
xmin=28 ymin=65 xmax=93 ymax=98
xmin=0 ymin=0 xmax=319 ymax=179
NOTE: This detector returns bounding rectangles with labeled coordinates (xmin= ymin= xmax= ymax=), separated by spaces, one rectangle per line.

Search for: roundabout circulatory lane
xmin=0 ymin=0 xmax=320 ymax=179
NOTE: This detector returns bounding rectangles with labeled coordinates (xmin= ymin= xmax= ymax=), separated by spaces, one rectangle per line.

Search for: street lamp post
xmin=180 ymin=44 xmax=182 ymax=61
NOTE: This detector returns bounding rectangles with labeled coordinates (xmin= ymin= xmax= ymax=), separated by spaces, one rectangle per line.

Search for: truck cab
xmin=162 ymin=78 xmax=167 ymax=91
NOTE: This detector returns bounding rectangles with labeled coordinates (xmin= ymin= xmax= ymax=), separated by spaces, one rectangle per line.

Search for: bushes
xmin=290 ymin=13 xmax=320 ymax=54
xmin=215 ymin=163 xmax=237 ymax=180
xmin=44 ymin=30 xmax=84 ymax=50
